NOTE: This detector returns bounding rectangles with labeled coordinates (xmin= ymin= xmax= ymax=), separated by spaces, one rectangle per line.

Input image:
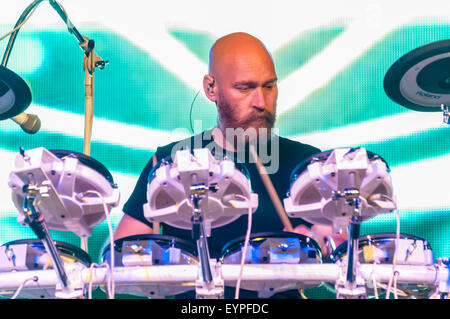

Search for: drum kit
xmin=0 ymin=2 xmax=449 ymax=299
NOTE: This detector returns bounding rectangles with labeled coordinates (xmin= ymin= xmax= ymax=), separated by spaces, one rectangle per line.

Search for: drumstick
xmin=249 ymin=144 xmax=294 ymax=232
xmin=152 ymin=154 xmax=161 ymax=235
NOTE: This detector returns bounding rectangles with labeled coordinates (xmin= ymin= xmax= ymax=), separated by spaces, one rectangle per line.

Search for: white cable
xmin=86 ymin=262 xmax=109 ymax=299
xmin=11 ymin=276 xmax=38 ymax=299
xmin=371 ymin=261 xmax=379 ymax=299
xmin=79 ymin=190 xmax=115 ymax=299
xmin=393 ymin=271 xmax=399 ymax=299
xmin=87 ymin=263 xmax=98 ymax=299
xmin=234 ymin=194 xmax=253 ymax=300
xmin=104 ymin=262 xmax=112 ymax=299
xmin=0 ymin=3 xmax=40 ymax=42
xmin=385 ymin=206 xmax=401 ymax=299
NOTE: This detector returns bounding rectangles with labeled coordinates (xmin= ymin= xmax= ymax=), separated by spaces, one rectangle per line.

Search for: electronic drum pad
xmin=384 ymin=39 xmax=450 ymax=112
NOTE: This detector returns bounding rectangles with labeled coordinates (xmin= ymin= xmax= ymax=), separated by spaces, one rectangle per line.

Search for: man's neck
xmin=212 ymin=125 xmax=274 ymax=151
xmin=212 ymin=126 xmax=238 ymax=152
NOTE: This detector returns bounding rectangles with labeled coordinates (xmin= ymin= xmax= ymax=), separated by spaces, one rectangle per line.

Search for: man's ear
xmin=203 ymin=74 xmax=216 ymax=102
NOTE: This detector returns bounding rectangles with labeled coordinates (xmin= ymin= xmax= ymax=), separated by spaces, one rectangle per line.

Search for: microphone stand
xmin=48 ymin=0 xmax=109 ymax=252
xmin=1 ymin=0 xmax=44 ymax=67
xmin=47 ymin=0 xmax=108 ymax=154
xmin=2 ymin=0 xmax=109 ymax=252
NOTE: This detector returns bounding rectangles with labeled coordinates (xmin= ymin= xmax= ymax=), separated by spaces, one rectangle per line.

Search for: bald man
xmin=114 ymin=32 xmax=344 ymax=298
xmin=204 ymin=32 xmax=277 ymax=141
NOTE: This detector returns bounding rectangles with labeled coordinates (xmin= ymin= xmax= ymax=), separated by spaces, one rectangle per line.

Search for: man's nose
xmin=251 ymin=87 xmax=267 ymax=111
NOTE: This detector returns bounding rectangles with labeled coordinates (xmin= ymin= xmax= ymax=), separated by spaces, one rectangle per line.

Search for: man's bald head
xmin=203 ymin=32 xmax=278 ymax=146
xmin=208 ymin=32 xmax=275 ymax=79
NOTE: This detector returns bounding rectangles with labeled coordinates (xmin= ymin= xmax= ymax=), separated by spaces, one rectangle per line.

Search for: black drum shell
xmin=50 ymin=149 xmax=116 ymax=187
xmin=101 ymin=234 xmax=198 ymax=267
xmin=1 ymin=238 xmax=91 ymax=270
xmin=220 ymin=231 xmax=322 ymax=264
xmin=330 ymin=233 xmax=432 ymax=263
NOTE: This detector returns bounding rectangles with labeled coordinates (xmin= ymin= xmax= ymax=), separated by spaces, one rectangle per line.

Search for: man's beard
xmin=217 ymin=100 xmax=276 ymax=143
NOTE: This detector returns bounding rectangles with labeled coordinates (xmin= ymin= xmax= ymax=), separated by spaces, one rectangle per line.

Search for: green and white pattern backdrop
xmin=0 ymin=0 xmax=449 ymax=298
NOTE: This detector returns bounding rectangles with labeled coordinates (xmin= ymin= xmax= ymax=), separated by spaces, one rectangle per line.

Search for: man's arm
xmin=114 ymin=154 xmax=159 ymax=240
xmin=289 ymin=224 xmax=347 ymax=257
xmin=114 ymin=214 xmax=153 ymax=240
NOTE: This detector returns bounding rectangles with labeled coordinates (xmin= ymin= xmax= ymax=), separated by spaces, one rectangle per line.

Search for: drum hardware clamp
xmin=430 ymin=258 xmax=450 ymax=299
xmin=335 ymin=260 xmax=367 ymax=299
xmin=332 ymin=187 xmax=365 ymax=296
xmin=441 ymin=104 xmax=449 ymax=124
xmin=189 ymin=189 xmax=217 ymax=296
xmin=195 ymin=259 xmax=224 ymax=299
xmin=20 ymin=177 xmax=83 ymax=299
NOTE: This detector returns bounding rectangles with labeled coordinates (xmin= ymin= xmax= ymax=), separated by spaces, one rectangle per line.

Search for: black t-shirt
xmin=123 ymin=130 xmax=321 ymax=259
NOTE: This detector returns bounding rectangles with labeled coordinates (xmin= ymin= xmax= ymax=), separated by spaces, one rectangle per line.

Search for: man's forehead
xmin=211 ymin=32 xmax=264 ymax=54
xmin=209 ymin=33 xmax=274 ymax=75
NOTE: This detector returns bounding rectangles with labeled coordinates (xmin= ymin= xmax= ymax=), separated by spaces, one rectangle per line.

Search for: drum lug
xmin=0 ymin=244 xmax=28 ymax=271
xmin=195 ymin=259 xmax=224 ymax=299
xmin=429 ymin=258 xmax=450 ymax=299
xmin=54 ymin=262 xmax=86 ymax=299
xmin=441 ymin=104 xmax=449 ymax=124
xmin=335 ymin=260 xmax=367 ymax=299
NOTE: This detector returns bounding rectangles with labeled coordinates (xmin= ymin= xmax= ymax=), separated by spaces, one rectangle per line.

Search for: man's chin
xmin=244 ymin=122 xmax=274 ymax=137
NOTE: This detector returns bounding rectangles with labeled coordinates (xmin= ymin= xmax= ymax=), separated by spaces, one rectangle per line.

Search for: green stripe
xmin=276 ymin=24 xmax=450 ymax=136
xmin=358 ymin=126 xmax=450 ymax=168
xmin=169 ymin=29 xmax=216 ymax=64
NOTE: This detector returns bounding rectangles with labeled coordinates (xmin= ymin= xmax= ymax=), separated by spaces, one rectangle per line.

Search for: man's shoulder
xmin=154 ymin=130 xmax=212 ymax=159
xmin=277 ymin=135 xmax=321 ymax=154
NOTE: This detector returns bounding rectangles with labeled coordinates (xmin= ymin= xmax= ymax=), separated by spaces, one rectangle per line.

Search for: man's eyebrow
xmin=264 ymin=77 xmax=278 ymax=85
xmin=233 ymin=80 xmax=256 ymax=86
xmin=233 ymin=78 xmax=278 ymax=86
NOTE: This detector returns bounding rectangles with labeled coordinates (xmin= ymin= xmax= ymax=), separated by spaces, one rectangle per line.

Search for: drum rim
xmin=220 ymin=231 xmax=322 ymax=257
xmin=332 ymin=232 xmax=430 ymax=258
xmin=2 ymin=238 xmax=92 ymax=265
xmin=49 ymin=149 xmax=115 ymax=186
xmin=102 ymin=234 xmax=198 ymax=257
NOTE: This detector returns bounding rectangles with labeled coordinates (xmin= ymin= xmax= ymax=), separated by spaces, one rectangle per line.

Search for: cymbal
xmin=0 ymin=65 xmax=32 ymax=120
xmin=384 ymin=39 xmax=450 ymax=112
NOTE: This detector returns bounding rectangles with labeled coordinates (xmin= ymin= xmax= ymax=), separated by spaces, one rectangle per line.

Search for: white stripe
xmin=288 ymin=111 xmax=447 ymax=150
xmin=1 ymin=104 xmax=445 ymax=155
xmin=104 ymin=23 xmax=208 ymax=92
xmin=12 ymin=104 xmax=190 ymax=151
xmin=390 ymin=153 xmax=450 ymax=211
